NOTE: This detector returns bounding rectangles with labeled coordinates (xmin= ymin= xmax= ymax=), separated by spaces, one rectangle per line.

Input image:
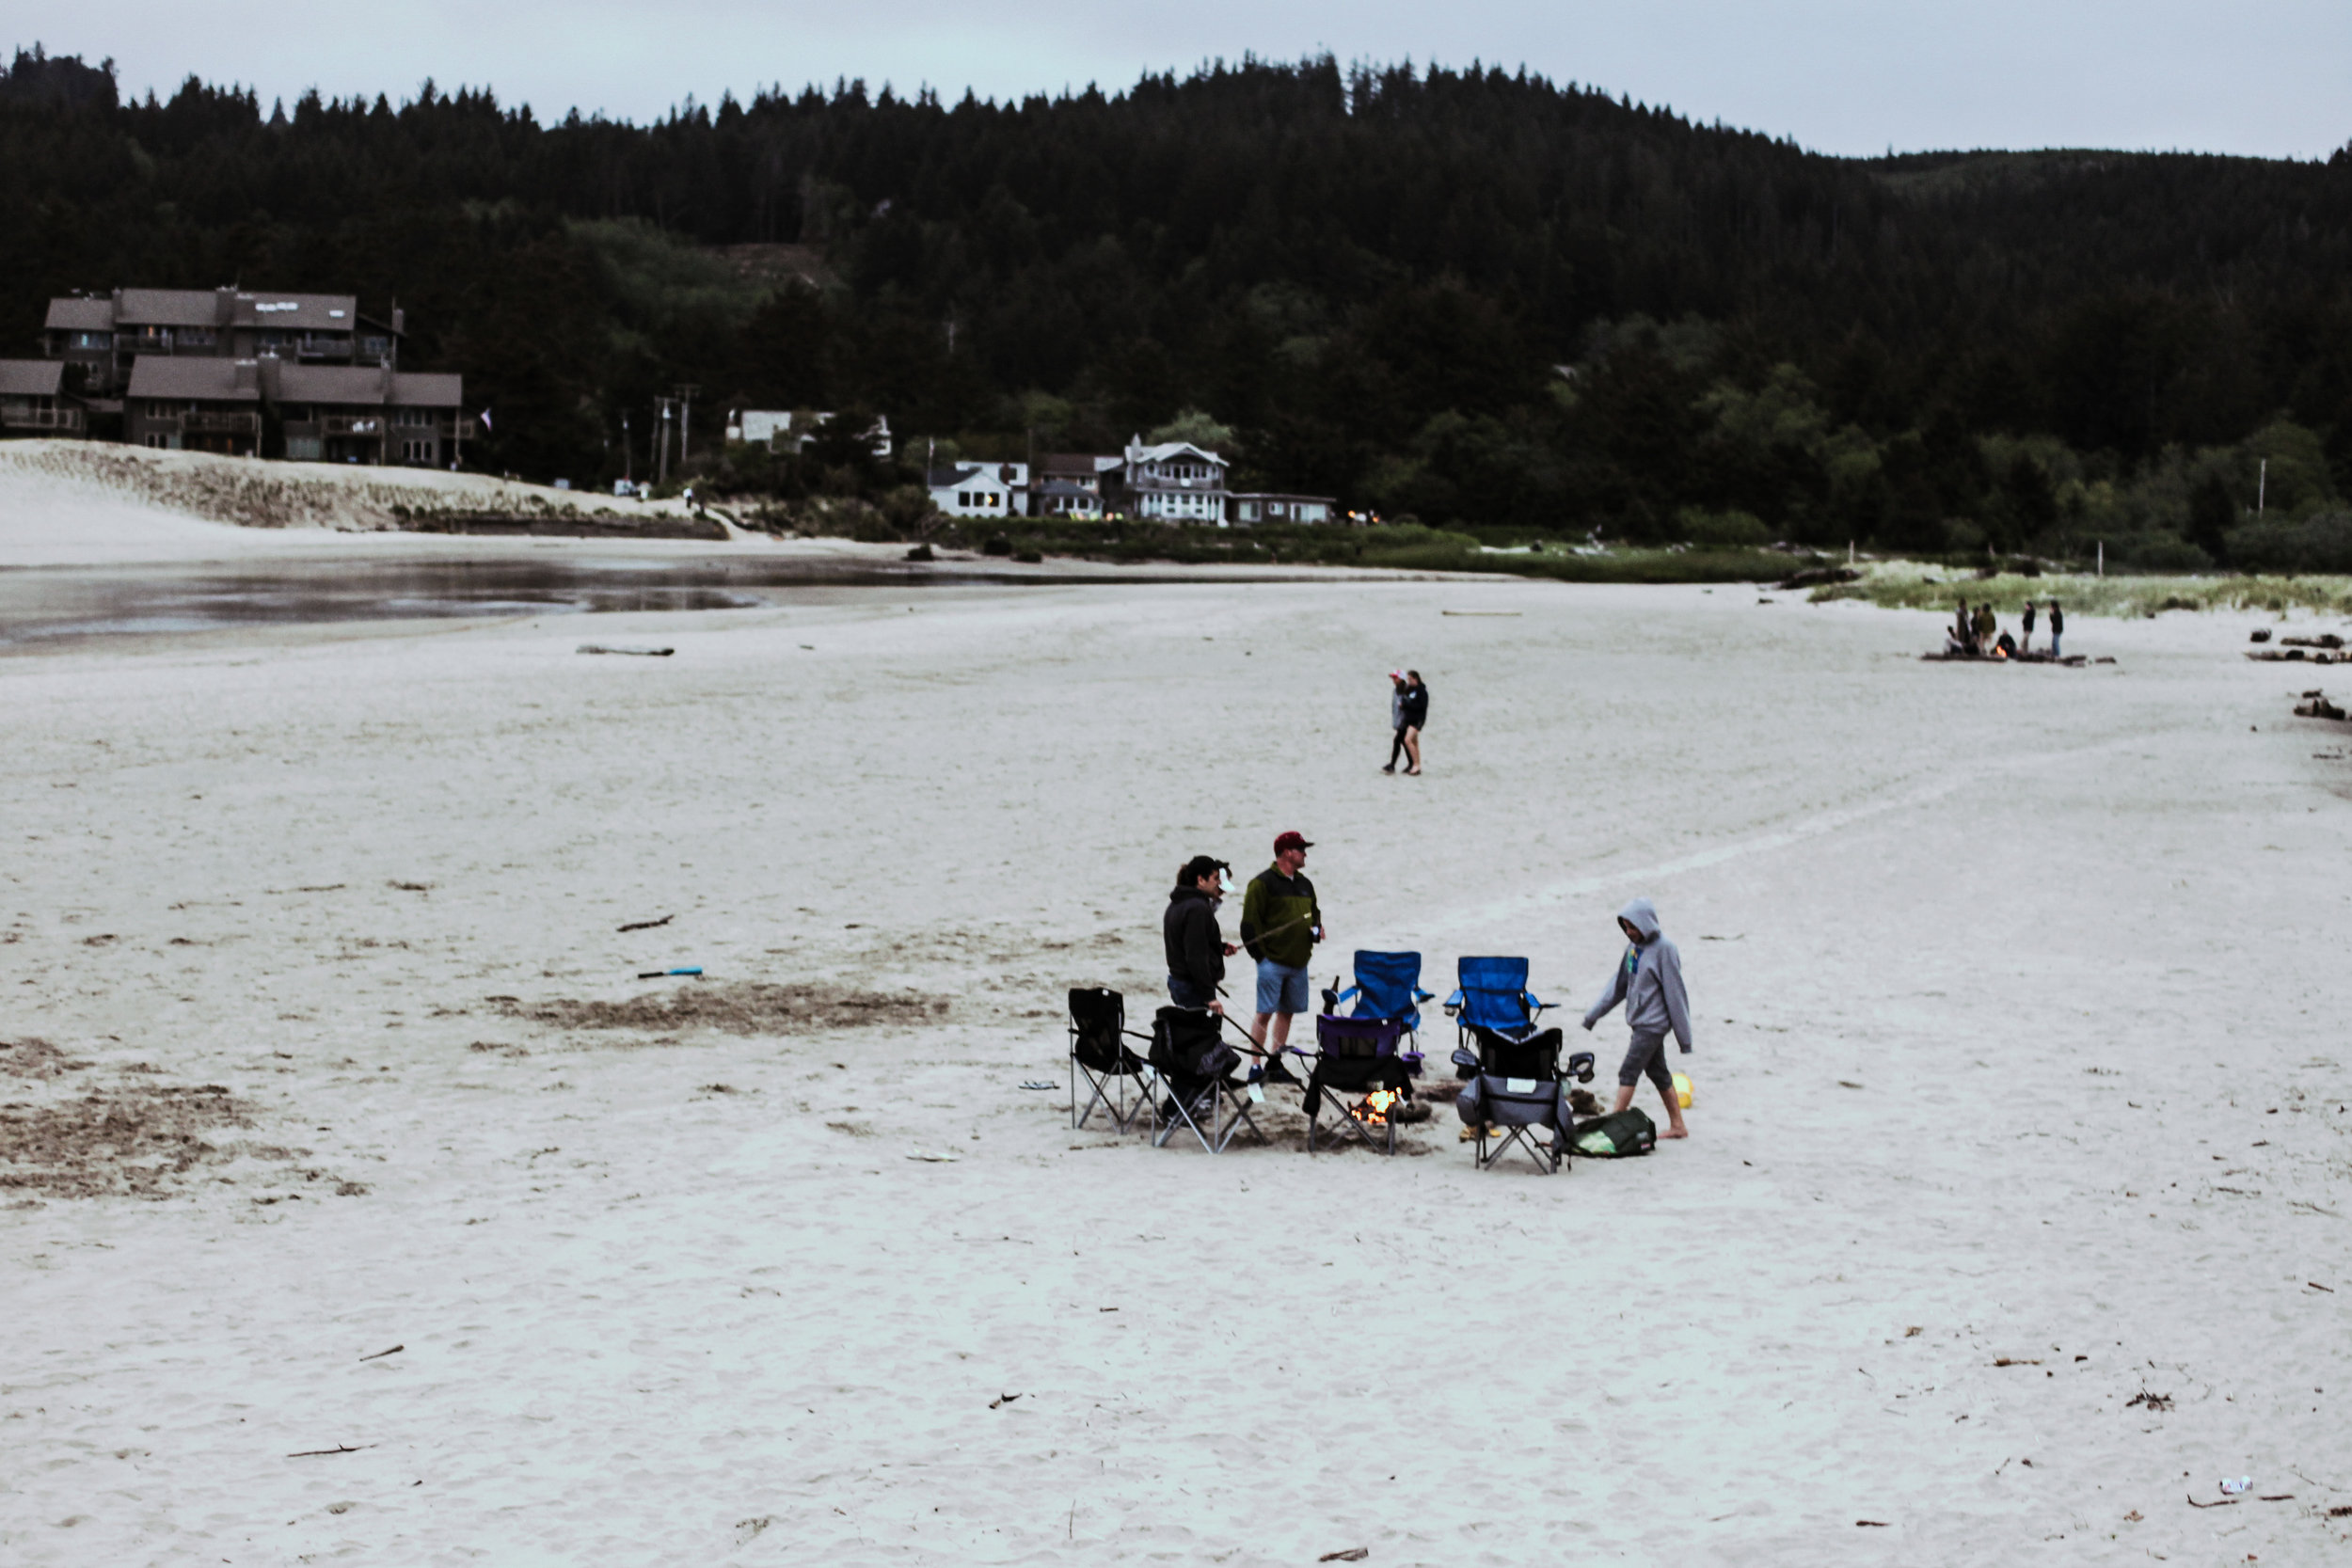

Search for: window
xmin=958 ymin=492 xmax=971 ymax=507
xmin=72 ymin=331 xmax=111 ymax=350
xmin=401 ymin=438 xmax=435 ymax=463
xmin=395 ymin=407 xmax=433 ymax=428
xmin=180 ymin=328 xmax=215 ymax=347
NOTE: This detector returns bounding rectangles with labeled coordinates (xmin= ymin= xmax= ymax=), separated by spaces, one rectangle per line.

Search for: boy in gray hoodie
xmin=1580 ymin=896 xmax=1693 ymax=1138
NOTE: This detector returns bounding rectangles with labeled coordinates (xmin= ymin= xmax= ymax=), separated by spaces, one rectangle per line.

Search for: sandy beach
xmin=4 ymin=498 xmax=2350 ymax=1563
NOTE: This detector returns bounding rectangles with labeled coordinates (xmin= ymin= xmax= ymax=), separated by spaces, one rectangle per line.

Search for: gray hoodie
xmin=1581 ymin=896 xmax=1693 ymax=1051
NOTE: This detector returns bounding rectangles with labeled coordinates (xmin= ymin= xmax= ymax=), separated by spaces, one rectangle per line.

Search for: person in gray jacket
xmin=1580 ymin=895 xmax=1692 ymax=1138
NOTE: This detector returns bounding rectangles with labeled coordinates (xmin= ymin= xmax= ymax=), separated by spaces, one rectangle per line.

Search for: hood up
xmin=1617 ymin=896 xmax=1661 ymax=942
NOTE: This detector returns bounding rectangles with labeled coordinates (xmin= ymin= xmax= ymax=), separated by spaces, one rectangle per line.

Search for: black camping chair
xmin=1303 ymin=1012 xmax=1416 ymax=1155
xmin=1447 ymin=968 xmax=1597 ymax=1174
xmin=1068 ymin=987 xmax=1157 ymax=1134
xmin=1148 ymin=1006 xmax=1268 ymax=1154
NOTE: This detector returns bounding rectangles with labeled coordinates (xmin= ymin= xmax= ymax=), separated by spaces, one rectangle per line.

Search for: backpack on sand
xmin=1570 ymin=1108 xmax=1657 ymax=1158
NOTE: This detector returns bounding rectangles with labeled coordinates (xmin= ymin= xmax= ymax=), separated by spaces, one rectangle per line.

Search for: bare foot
xmin=1661 ymin=1124 xmax=1690 ymax=1139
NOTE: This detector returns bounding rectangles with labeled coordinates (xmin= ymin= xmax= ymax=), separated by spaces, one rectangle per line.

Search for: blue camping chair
xmin=1446 ymin=956 xmax=1577 ymax=1079
xmin=1327 ymin=949 xmax=1433 ymax=1062
xmin=1445 ymin=956 xmax=1551 ymax=1048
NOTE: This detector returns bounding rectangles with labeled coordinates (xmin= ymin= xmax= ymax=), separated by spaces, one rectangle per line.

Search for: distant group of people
xmin=1163 ymin=832 xmax=1696 ymax=1137
xmin=1948 ymin=596 xmax=2062 ymax=658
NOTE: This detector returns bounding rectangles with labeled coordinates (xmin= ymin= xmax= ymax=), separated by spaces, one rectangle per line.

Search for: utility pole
xmin=656 ymin=398 xmax=677 ymax=487
xmin=671 ymin=384 xmax=700 ymax=467
xmin=622 ymin=410 xmax=633 ymax=483
xmin=2258 ymin=457 xmax=2267 ymax=515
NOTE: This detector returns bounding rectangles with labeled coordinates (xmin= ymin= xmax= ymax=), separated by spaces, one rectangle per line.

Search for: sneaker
xmin=1380 ymin=765 xmax=1396 ymax=774
xmin=1262 ymin=1057 xmax=1301 ymax=1085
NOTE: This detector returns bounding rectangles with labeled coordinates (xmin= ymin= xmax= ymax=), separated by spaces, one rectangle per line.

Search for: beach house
xmin=125 ymin=357 xmax=464 ymax=465
xmin=1119 ymin=436 xmax=1230 ymax=524
xmin=928 ymin=460 xmax=1028 ymax=518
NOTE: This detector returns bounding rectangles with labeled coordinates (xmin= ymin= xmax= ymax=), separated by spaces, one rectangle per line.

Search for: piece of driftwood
xmin=617 ymin=914 xmax=675 ymax=932
xmin=1318 ymin=1550 xmax=1371 ymax=1562
xmin=2185 ymin=1496 xmax=2237 ymax=1509
xmin=288 ymin=1443 xmax=375 ymax=1458
xmin=1441 ymin=610 xmax=1520 ymax=617
xmin=578 ymin=644 xmax=675 ymax=657
xmin=358 ymin=1344 xmax=404 ymax=1362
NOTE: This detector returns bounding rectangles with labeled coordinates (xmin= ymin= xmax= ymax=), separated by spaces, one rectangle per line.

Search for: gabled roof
xmin=927 ymin=462 xmax=1013 ymax=490
xmin=389 ymin=372 xmax=462 ymax=408
xmin=1124 ymin=439 xmax=1226 ymax=466
xmin=0 ymin=359 xmax=65 ymax=397
xmin=126 ymin=357 xmax=258 ymax=401
xmin=1040 ymin=452 xmax=1121 ymax=478
xmin=44 ymin=297 xmax=114 ymax=332
xmin=115 ymin=289 xmax=228 ymax=327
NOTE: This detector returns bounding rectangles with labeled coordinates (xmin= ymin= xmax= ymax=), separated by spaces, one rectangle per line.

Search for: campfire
xmin=1356 ymin=1089 xmax=1401 ymax=1127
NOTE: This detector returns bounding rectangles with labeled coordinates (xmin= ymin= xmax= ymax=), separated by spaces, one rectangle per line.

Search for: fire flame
xmin=1359 ymin=1089 xmax=1400 ymax=1126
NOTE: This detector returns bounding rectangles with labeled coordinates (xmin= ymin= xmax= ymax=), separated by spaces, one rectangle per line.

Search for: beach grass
xmin=1811 ymin=561 xmax=2352 ymax=619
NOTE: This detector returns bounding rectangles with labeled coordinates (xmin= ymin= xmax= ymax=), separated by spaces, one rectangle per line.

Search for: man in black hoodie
xmin=1164 ymin=854 xmax=1240 ymax=1013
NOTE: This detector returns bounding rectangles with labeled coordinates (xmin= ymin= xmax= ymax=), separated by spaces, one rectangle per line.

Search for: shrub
xmin=2224 ymin=512 xmax=2352 ymax=574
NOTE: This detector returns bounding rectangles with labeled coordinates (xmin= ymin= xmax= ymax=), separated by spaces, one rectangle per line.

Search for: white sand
xmin=3 ymin=552 xmax=2349 ymax=1562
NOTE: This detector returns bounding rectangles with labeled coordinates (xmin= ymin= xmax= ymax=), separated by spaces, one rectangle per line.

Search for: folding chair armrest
xmin=1412 ymin=987 xmax=1435 ymax=1003
xmin=1528 ymin=993 xmax=1553 ymax=1014
xmin=1334 ymin=984 xmax=1360 ymax=1006
xmin=1442 ymin=988 xmax=1465 ymax=1015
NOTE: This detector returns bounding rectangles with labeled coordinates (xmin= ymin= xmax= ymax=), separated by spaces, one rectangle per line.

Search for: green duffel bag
xmin=1570 ymin=1108 xmax=1657 ymax=1158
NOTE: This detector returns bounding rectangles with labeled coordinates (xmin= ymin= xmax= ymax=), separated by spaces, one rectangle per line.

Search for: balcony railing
xmin=182 ymin=411 xmax=262 ymax=436
xmin=322 ymin=415 xmax=383 ymax=437
xmin=0 ymin=406 xmax=85 ymax=433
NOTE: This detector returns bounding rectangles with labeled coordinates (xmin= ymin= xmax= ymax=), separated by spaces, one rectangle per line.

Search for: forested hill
xmin=7 ymin=45 xmax=2352 ymax=564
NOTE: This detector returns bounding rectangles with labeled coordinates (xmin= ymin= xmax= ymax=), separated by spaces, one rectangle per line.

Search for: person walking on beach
xmin=1972 ymin=602 xmax=1996 ymax=653
xmin=1242 ymin=832 xmax=1326 ymax=1083
xmin=1164 ymin=855 xmax=1240 ymax=1014
xmin=1580 ymin=896 xmax=1693 ymax=1139
xmin=2048 ymin=599 xmax=2064 ymax=657
xmin=2021 ymin=600 xmax=2037 ymax=655
xmin=1383 ymin=672 xmax=1410 ymax=773
xmin=1397 ymin=671 xmax=1430 ymax=775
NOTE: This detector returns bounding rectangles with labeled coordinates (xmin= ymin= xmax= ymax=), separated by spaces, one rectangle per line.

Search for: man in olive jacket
xmin=1241 ymin=831 xmax=1326 ymax=1083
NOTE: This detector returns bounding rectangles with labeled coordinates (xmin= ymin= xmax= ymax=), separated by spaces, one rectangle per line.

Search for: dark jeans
xmin=1387 ymin=727 xmax=1408 ymax=768
xmin=1168 ymin=974 xmax=1216 ymax=1009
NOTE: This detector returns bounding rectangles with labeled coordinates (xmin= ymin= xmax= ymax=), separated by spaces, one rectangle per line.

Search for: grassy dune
xmin=1812 ymin=562 xmax=2352 ymax=619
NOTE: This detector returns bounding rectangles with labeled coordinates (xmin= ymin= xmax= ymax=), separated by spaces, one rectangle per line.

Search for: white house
xmin=1121 ymin=436 xmax=1229 ymax=524
xmin=928 ymin=460 xmax=1028 ymax=518
xmin=1231 ymin=492 xmax=1337 ymax=525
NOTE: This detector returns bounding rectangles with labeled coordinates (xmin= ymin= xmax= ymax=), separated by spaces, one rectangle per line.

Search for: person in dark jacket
xmin=2048 ymin=600 xmax=2064 ymax=657
xmin=1164 ymin=854 xmax=1239 ymax=1013
xmin=2021 ymin=600 xmax=2037 ymax=655
xmin=1397 ymin=670 xmax=1429 ymax=775
xmin=1240 ymin=832 xmax=1325 ymax=1082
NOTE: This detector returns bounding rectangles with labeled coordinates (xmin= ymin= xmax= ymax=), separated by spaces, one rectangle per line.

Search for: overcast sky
xmin=15 ymin=0 xmax=2349 ymax=160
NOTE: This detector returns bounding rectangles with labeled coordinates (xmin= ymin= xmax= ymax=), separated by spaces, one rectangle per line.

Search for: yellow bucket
xmin=1672 ymin=1072 xmax=1694 ymax=1109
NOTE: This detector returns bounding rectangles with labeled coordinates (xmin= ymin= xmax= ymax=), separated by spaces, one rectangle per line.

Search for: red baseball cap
xmin=1274 ymin=831 xmax=1313 ymax=853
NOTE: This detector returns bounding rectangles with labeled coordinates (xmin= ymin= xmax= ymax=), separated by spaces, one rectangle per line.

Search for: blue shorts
xmin=1255 ymin=960 xmax=1310 ymax=1015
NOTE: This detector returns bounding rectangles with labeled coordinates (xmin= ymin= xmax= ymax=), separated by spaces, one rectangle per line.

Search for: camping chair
xmin=1325 ymin=949 xmax=1434 ymax=1065
xmin=1444 ymin=956 xmax=1555 ymax=1077
xmin=1068 ymin=987 xmax=1157 ymax=1134
xmin=1148 ymin=1006 xmax=1268 ymax=1154
xmin=1303 ymin=1013 xmax=1416 ymax=1155
xmin=1456 ymin=1068 xmax=1589 ymax=1174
